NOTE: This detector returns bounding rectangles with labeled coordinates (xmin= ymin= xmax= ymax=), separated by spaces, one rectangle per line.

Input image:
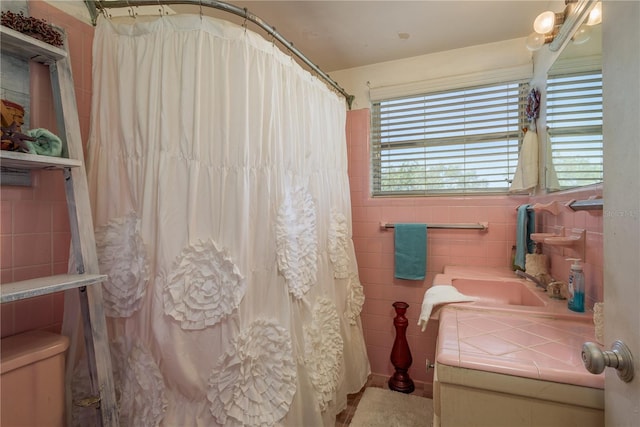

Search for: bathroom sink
xmin=451 ymin=278 xmax=546 ymax=307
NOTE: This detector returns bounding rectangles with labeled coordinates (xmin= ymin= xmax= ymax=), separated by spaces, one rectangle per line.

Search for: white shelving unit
xmin=0 ymin=149 xmax=82 ymax=169
xmin=0 ymin=25 xmax=67 ymax=63
xmin=1 ymin=25 xmax=119 ymax=427
xmin=1 ymin=274 xmax=107 ymax=303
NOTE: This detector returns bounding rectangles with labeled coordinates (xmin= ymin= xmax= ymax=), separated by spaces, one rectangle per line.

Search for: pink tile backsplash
xmin=1 ymin=236 xmax=12 ymax=267
xmin=33 ymin=170 xmax=67 ymax=201
xmin=13 ymin=233 xmax=52 ymax=267
xmin=531 ymin=186 xmax=603 ymax=309
xmin=14 ymin=294 xmax=54 ymax=334
xmin=52 ymin=202 xmax=71 ymax=232
xmin=12 ymin=200 xmax=52 ymax=233
xmin=52 ymin=232 xmax=72 ymax=263
xmin=0 ymin=203 xmax=12 ymax=234
xmin=12 ymin=264 xmax=53 ymax=283
xmin=346 ymin=109 xmax=604 ymax=392
xmin=0 ymin=3 xmax=94 ymax=338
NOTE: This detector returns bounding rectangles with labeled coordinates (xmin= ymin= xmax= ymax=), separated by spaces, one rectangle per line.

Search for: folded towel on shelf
xmin=514 ymin=204 xmax=535 ymax=271
xmin=509 ymin=129 xmax=539 ymax=193
xmin=24 ymin=128 xmax=62 ymax=157
xmin=394 ymin=223 xmax=427 ymax=281
xmin=418 ymin=285 xmax=477 ymax=332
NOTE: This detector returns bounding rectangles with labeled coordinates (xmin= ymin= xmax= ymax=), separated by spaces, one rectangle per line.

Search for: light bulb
xmin=572 ymin=25 xmax=592 ymax=45
xmin=526 ymin=32 xmax=546 ymax=51
xmin=533 ymin=11 xmax=556 ymax=34
xmin=587 ymin=2 xmax=602 ymax=26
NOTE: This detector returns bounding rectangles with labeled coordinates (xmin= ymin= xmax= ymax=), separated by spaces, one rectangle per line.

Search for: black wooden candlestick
xmin=388 ymin=301 xmax=414 ymax=393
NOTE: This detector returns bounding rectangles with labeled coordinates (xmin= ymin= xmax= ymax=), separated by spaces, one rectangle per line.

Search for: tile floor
xmin=335 ymin=374 xmax=428 ymax=426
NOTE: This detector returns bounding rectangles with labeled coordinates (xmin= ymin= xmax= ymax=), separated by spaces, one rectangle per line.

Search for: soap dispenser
xmin=567 ymin=258 xmax=585 ymax=312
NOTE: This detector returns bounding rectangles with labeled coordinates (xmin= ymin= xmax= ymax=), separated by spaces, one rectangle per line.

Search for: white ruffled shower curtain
xmin=76 ymin=14 xmax=370 ymax=426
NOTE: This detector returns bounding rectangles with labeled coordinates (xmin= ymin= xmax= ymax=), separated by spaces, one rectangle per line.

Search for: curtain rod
xmin=85 ymin=0 xmax=355 ymax=109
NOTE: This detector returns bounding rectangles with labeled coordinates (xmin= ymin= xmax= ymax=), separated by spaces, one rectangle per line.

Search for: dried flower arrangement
xmin=1 ymin=10 xmax=63 ymax=47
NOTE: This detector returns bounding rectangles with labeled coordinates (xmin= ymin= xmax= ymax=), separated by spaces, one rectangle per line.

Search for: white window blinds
xmin=547 ymin=71 xmax=603 ymax=189
xmin=371 ymin=81 xmax=529 ymax=196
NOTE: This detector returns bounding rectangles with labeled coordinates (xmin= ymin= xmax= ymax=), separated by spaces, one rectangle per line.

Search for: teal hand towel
xmin=515 ymin=204 xmax=535 ymax=270
xmin=394 ymin=223 xmax=427 ymax=280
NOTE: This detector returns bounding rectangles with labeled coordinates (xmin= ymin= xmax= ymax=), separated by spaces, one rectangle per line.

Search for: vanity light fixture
xmin=572 ymin=2 xmax=603 ymax=45
xmin=533 ymin=10 xmax=559 ymax=35
xmin=526 ymin=0 xmax=602 ymax=51
xmin=586 ymin=2 xmax=602 ymax=26
xmin=526 ymin=1 xmax=574 ymax=51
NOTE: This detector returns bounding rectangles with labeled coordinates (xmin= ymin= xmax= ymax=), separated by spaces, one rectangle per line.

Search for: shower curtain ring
xmin=270 ymin=27 xmax=276 ymax=46
xmin=288 ymin=42 xmax=295 ymax=62
xmin=126 ymin=0 xmax=136 ymax=19
xmin=242 ymin=8 xmax=248 ymax=32
xmin=199 ymin=0 xmax=203 ymax=20
xmin=96 ymin=0 xmax=111 ymax=20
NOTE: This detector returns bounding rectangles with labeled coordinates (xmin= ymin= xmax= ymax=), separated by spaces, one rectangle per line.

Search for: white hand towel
xmin=545 ymin=130 xmax=561 ymax=191
xmin=509 ymin=130 xmax=539 ymax=193
xmin=418 ymin=285 xmax=477 ymax=332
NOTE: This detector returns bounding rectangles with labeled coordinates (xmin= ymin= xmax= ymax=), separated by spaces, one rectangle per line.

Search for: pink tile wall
xmin=531 ymin=186 xmax=604 ymax=309
xmin=0 ymin=3 xmax=94 ymax=338
xmin=346 ymin=109 xmax=604 ymax=394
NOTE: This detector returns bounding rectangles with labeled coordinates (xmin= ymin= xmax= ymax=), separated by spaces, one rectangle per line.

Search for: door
xmin=602 ymin=2 xmax=640 ymax=425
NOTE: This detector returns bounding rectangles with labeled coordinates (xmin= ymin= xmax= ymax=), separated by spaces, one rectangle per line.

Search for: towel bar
xmin=380 ymin=222 xmax=488 ymax=230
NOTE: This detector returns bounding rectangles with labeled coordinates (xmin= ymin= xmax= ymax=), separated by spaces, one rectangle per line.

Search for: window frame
xmin=370 ymin=80 xmax=530 ymax=197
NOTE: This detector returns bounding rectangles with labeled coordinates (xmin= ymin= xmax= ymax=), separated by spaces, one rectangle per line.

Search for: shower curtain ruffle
xmin=76 ymin=14 xmax=370 ymax=426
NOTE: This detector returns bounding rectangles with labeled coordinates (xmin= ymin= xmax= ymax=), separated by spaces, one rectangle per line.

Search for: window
xmin=371 ymin=81 xmax=529 ymax=196
xmin=546 ymin=71 xmax=603 ymax=189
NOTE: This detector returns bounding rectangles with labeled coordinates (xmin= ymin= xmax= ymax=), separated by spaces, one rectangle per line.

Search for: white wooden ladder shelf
xmin=0 ymin=26 xmax=119 ymax=427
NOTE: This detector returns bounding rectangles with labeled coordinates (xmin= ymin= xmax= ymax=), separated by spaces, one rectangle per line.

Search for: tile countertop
xmin=436 ymin=308 xmax=604 ymax=389
xmin=432 ymin=265 xmax=604 ymax=390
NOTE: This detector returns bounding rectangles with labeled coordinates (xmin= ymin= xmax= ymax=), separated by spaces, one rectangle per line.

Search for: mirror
xmin=545 ymin=10 xmax=602 ymax=191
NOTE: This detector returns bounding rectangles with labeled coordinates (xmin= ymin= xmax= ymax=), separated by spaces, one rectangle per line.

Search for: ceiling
xmin=168 ymin=1 xmax=563 ymax=72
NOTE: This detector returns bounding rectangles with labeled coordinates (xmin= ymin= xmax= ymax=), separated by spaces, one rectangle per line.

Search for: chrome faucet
xmin=515 ymin=270 xmax=547 ymax=290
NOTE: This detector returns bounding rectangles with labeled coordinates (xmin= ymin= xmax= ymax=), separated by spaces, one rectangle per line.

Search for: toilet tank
xmin=1 ymin=330 xmax=70 ymax=427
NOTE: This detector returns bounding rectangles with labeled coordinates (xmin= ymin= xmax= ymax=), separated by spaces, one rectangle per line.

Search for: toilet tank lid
xmin=1 ymin=330 xmax=70 ymax=375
